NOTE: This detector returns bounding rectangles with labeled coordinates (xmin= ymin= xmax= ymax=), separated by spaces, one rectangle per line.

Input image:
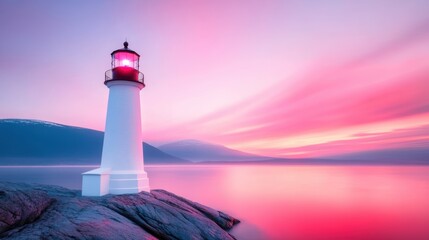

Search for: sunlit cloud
xmin=165 ymin=20 xmax=429 ymax=157
xmin=269 ymin=124 xmax=429 ymax=158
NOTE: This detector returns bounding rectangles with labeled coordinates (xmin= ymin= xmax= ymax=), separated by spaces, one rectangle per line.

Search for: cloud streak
xmin=168 ymin=20 xmax=429 ymax=157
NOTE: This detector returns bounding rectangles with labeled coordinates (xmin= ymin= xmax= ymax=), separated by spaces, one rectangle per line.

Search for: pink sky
xmin=0 ymin=0 xmax=428 ymax=157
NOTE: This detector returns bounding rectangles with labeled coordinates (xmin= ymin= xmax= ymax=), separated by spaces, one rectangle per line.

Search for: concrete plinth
xmin=109 ymin=170 xmax=150 ymax=194
xmin=82 ymin=168 xmax=150 ymax=196
xmin=82 ymin=168 xmax=110 ymax=196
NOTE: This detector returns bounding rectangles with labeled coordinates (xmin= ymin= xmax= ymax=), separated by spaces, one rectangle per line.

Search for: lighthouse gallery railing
xmin=104 ymin=69 xmax=145 ymax=84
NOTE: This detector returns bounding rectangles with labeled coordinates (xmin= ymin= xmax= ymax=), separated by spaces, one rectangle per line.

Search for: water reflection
xmin=0 ymin=165 xmax=428 ymax=239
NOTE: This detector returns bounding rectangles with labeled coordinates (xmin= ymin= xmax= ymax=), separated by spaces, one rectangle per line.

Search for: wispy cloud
xmin=259 ymin=124 xmax=429 ymax=157
xmin=167 ymin=20 xmax=429 ymax=157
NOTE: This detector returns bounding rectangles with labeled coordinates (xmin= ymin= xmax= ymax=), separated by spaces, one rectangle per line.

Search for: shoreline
xmin=0 ymin=182 xmax=240 ymax=239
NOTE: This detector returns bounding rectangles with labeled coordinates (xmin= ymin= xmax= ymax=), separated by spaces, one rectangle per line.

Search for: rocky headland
xmin=0 ymin=182 xmax=239 ymax=239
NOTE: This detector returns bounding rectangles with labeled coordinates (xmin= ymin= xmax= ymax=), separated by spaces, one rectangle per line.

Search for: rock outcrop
xmin=0 ymin=182 xmax=239 ymax=239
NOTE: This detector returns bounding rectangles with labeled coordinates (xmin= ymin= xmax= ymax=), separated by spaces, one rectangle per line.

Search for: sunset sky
xmin=0 ymin=0 xmax=428 ymax=158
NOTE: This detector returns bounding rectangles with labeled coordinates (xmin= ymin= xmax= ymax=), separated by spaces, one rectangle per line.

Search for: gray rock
xmin=0 ymin=182 xmax=54 ymax=234
xmin=0 ymin=182 xmax=239 ymax=240
xmin=151 ymin=190 xmax=239 ymax=230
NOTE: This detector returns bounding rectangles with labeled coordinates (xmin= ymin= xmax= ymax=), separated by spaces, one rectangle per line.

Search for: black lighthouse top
xmin=105 ymin=41 xmax=144 ymax=85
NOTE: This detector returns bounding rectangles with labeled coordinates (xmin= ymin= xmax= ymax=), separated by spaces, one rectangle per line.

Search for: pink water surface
xmin=0 ymin=164 xmax=428 ymax=239
xmin=147 ymin=165 xmax=429 ymax=240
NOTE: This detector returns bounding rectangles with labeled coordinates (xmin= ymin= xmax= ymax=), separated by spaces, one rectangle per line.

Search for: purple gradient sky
xmin=0 ymin=0 xmax=428 ymax=157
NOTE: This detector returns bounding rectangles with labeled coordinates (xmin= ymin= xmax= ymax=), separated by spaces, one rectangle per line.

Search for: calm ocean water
xmin=0 ymin=164 xmax=428 ymax=240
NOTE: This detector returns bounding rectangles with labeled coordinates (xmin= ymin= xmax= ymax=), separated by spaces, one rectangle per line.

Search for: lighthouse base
xmin=82 ymin=168 xmax=150 ymax=196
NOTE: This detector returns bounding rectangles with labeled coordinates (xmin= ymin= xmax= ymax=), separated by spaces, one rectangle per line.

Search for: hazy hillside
xmin=0 ymin=119 xmax=188 ymax=165
xmin=326 ymin=148 xmax=429 ymax=164
xmin=158 ymin=139 xmax=272 ymax=162
xmin=1 ymin=119 xmax=427 ymax=166
xmin=158 ymin=139 xmax=429 ymax=165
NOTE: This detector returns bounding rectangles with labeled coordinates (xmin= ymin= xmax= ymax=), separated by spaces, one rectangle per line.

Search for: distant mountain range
xmin=0 ymin=119 xmax=428 ymax=165
xmin=326 ymin=148 xmax=429 ymax=164
xmin=158 ymin=139 xmax=272 ymax=162
xmin=0 ymin=119 xmax=187 ymax=165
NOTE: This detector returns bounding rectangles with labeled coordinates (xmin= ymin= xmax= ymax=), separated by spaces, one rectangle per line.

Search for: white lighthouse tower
xmin=82 ymin=42 xmax=150 ymax=196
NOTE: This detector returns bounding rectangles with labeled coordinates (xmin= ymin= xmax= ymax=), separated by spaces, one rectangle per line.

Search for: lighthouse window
xmin=112 ymin=52 xmax=139 ymax=69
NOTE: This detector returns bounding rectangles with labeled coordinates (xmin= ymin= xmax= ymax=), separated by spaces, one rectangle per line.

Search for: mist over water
xmin=0 ymin=164 xmax=428 ymax=239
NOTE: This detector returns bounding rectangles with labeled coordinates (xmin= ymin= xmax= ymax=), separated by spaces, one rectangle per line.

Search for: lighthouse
xmin=82 ymin=42 xmax=150 ymax=196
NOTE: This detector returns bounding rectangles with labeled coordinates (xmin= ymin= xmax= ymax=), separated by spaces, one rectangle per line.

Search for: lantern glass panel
xmin=112 ymin=52 xmax=139 ymax=70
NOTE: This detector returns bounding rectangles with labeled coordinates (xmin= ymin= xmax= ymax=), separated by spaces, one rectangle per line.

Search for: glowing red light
xmin=122 ymin=59 xmax=131 ymax=66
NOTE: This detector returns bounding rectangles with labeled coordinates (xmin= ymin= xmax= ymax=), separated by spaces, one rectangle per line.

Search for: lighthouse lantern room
xmin=107 ymin=41 xmax=143 ymax=82
xmin=82 ymin=42 xmax=150 ymax=196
